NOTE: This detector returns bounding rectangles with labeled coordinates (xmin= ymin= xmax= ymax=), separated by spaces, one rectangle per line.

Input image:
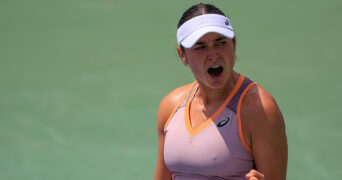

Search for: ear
xmin=232 ymin=37 xmax=236 ymax=50
xmin=177 ymin=46 xmax=188 ymax=65
xmin=232 ymin=37 xmax=237 ymax=66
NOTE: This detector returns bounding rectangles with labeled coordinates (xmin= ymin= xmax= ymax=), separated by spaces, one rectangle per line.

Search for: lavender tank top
xmin=164 ymin=74 xmax=257 ymax=180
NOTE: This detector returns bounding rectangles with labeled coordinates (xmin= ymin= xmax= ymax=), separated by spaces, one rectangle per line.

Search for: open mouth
xmin=207 ymin=65 xmax=223 ymax=77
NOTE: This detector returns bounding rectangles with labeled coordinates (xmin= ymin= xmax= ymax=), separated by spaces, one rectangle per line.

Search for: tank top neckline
xmin=184 ymin=74 xmax=245 ymax=136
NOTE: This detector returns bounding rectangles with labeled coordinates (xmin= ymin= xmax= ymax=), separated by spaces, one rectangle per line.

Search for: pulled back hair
xmin=177 ymin=3 xmax=226 ymax=29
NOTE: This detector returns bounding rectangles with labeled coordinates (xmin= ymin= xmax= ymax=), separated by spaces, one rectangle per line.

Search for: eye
xmin=194 ymin=45 xmax=206 ymax=50
xmin=217 ymin=41 xmax=226 ymax=46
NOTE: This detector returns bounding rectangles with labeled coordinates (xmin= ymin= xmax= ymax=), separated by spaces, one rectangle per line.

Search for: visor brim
xmin=180 ymin=26 xmax=234 ymax=48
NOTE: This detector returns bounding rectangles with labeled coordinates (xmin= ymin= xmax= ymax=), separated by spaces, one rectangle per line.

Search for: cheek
xmin=185 ymin=54 xmax=202 ymax=70
xmin=187 ymin=61 xmax=205 ymax=79
xmin=188 ymin=63 xmax=201 ymax=74
xmin=223 ymin=48 xmax=236 ymax=63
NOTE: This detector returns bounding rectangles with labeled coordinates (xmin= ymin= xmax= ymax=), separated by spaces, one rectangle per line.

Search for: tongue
xmin=208 ymin=66 xmax=223 ymax=76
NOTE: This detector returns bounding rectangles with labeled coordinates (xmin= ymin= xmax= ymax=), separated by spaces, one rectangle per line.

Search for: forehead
xmin=196 ymin=32 xmax=226 ymax=43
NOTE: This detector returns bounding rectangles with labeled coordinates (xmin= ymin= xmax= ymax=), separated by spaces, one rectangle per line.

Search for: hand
xmin=245 ymin=169 xmax=264 ymax=180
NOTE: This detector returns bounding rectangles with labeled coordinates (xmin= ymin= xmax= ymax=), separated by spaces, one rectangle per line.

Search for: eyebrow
xmin=194 ymin=36 xmax=227 ymax=45
xmin=215 ymin=37 xmax=227 ymax=42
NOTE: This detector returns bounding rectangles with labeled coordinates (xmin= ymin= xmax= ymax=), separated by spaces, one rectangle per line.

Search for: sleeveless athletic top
xmin=164 ymin=74 xmax=257 ymax=180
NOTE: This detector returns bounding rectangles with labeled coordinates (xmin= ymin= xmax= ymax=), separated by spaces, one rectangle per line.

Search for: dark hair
xmin=177 ymin=3 xmax=226 ymax=29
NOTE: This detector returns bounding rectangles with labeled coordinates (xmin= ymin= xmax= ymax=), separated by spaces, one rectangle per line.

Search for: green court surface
xmin=1 ymin=0 xmax=341 ymax=179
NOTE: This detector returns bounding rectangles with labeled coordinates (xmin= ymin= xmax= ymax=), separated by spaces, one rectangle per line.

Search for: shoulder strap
xmin=226 ymin=76 xmax=256 ymax=113
xmin=164 ymin=82 xmax=198 ymax=130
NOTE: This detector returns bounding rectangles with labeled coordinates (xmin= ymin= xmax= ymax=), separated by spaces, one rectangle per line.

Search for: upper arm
xmin=154 ymin=84 xmax=192 ymax=180
xmin=241 ymin=85 xmax=288 ymax=180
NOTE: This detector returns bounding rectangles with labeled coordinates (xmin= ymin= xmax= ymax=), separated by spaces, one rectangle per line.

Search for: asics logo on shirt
xmin=217 ymin=117 xmax=230 ymax=127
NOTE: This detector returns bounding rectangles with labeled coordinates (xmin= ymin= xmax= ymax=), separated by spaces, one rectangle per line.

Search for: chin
xmin=205 ymin=80 xmax=227 ymax=89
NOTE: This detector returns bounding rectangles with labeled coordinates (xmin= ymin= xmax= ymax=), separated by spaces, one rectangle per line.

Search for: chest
xmin=189 ymin=98 xmax=224 ymax=129
xmin=164 ymin=106 xmax=254 ymax=178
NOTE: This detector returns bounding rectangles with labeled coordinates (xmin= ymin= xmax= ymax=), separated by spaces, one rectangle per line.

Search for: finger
xmin=254 ymin=171 xmax=264 ymax=179
xmin=245 ymin=169 xmax=264 ymax=180
xmin=245 ymin=169 xmax=257 ymax=177
xmin=245 ymin=169 xmax=255 ymax=176
xmin=246 ymin=175 xmax=260 ymax=180
xmin=249 ymin=177 xmax=258 ymax=180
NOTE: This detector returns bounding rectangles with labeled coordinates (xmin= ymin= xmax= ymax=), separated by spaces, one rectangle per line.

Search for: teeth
xmin=211 ymin=65 xmax=220 ymax=68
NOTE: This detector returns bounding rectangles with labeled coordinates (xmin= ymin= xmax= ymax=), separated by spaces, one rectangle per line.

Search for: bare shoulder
xmin=241 ymin=84 xmax=284 ymax=129
xmin=157 ymin=83 xmax=194 ymax=133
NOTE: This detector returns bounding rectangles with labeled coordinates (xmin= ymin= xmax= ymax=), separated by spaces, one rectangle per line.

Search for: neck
xmin=195 ymin=72 xmax=239 ymax=106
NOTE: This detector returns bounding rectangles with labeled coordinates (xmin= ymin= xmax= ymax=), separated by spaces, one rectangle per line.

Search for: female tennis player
xmin=155 ymin=3 xmax=287 ymax=180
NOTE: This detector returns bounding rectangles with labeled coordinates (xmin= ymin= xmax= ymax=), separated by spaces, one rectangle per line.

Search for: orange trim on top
xmin=164 ymin=82 xmax=197 ymax=130
xmin=184 ymin=83 xmax=200 ymax=135
xmin=237 ymin=82 xmax=258 ymax=154
xmin=185 ymin=74 xmax=245 ymax=136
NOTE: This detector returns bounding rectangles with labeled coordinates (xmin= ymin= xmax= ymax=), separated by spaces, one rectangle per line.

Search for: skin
xmin=154 ymin=33 xmax=287 ymax=180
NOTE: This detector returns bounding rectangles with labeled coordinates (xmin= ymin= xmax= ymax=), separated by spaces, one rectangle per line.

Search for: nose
xmin=207 ymin=45 xmax=219 ymax=61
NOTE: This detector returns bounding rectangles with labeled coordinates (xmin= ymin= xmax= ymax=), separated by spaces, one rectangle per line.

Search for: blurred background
xmin=1 ymin=0 xmax=341 ymax=179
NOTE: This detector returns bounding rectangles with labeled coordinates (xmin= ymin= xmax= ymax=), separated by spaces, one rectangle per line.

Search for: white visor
xmin=177 ymin=14 xmax=234 ymax=48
